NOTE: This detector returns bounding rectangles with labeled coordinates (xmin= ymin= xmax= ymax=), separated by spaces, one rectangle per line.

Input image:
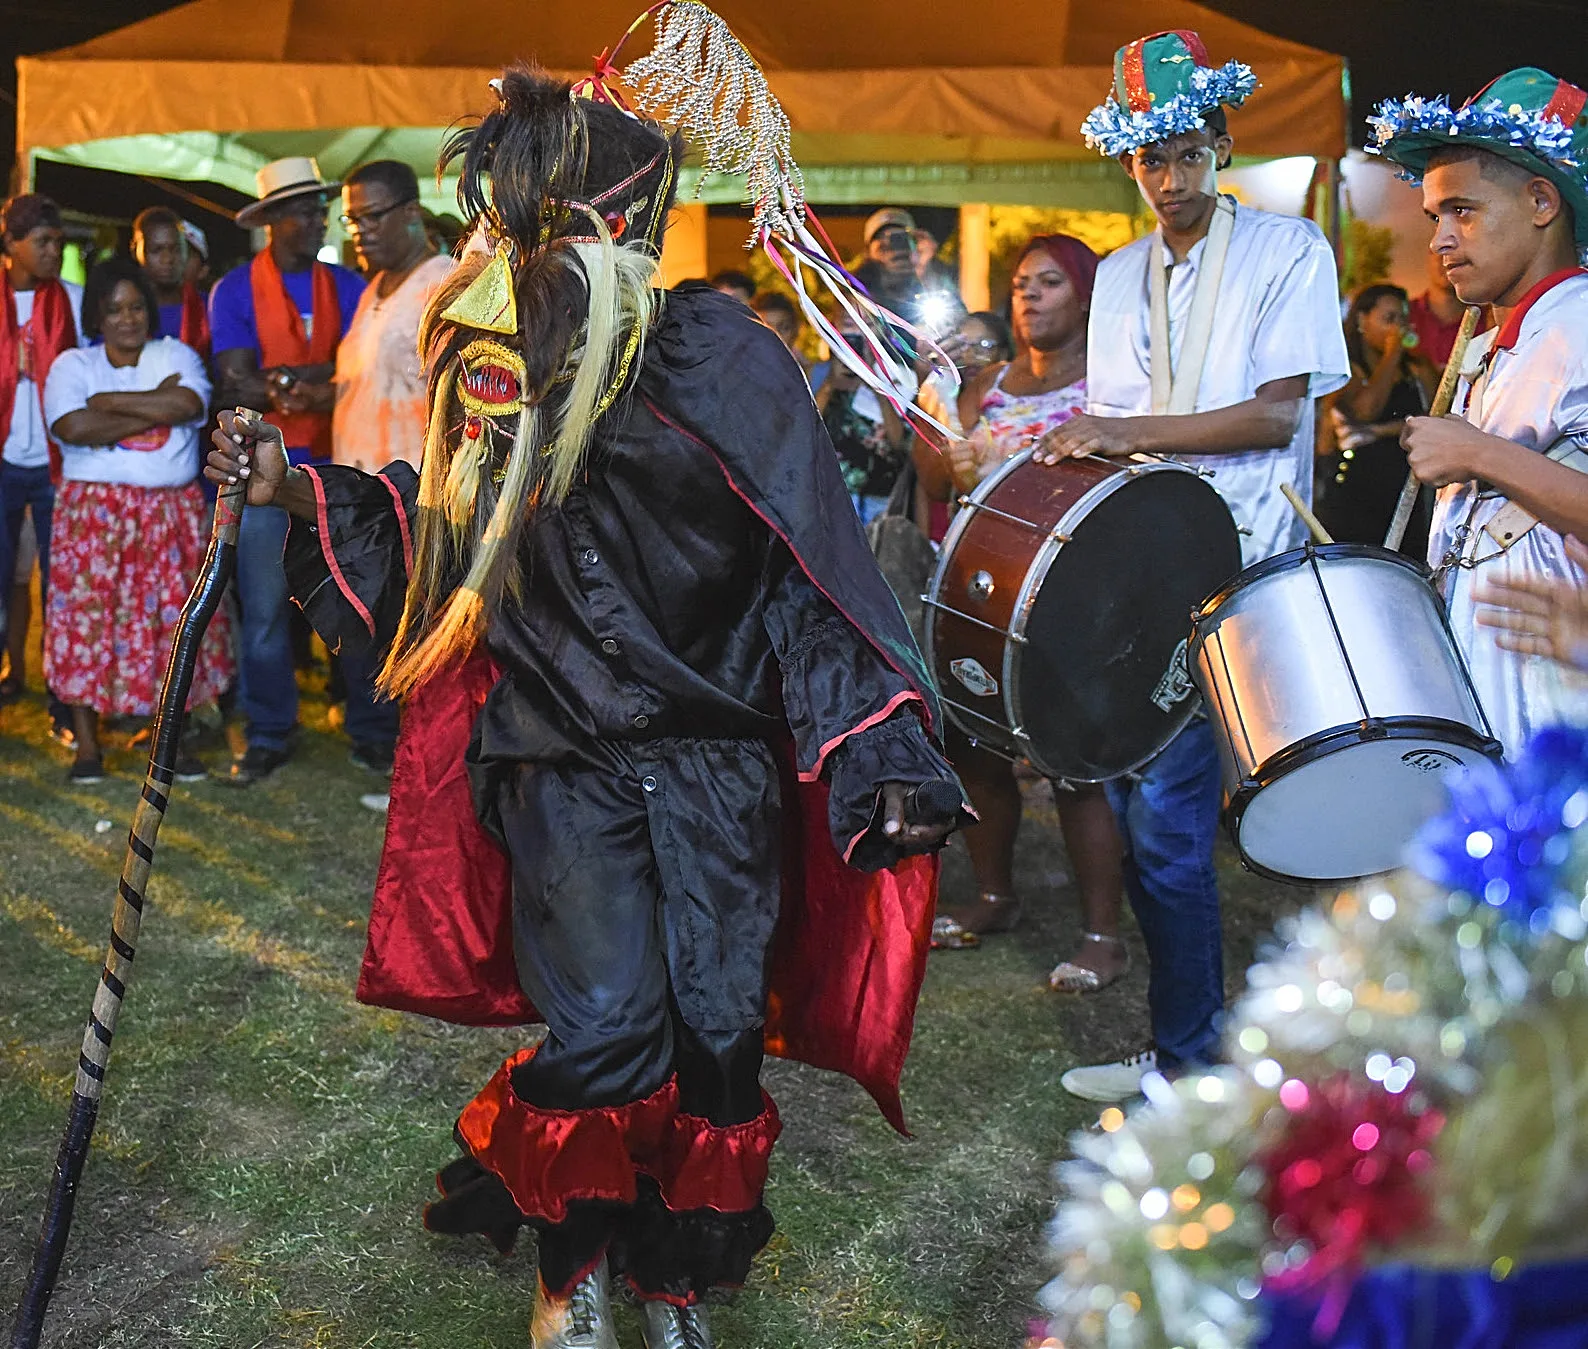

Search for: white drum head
xmin=1237 ymin=736 xmax=1490 ymax=882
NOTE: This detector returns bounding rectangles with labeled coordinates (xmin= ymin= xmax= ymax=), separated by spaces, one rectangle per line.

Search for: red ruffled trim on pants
xmin=457 ymin=1047 xmax=781 ymax=1224
xmin=643 ymin=1091 xmax=782 ymax=1214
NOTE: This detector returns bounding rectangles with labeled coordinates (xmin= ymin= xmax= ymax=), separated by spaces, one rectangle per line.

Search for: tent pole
xmin=958 ymin=203 xmax=990 ymax=313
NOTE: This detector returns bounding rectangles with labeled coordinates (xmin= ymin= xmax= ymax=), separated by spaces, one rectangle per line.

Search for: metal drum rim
xmin=922 ymin=445 xmax=1039 ymax=715
xmin=1192 ymin=541 xmax=1436 ymax=628
xmin=1226 ymin=715 xmax=1505 ymax=884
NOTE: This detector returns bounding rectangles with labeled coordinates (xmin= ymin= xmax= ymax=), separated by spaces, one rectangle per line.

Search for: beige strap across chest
xmin=1149 ymin=196 xmax=1235 ymax=416
xmin=1463 ymin=340 xmax=1588 ymax=552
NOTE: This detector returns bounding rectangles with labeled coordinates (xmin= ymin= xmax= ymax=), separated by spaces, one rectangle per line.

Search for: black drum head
xmin=1021 ymin=470 xmax=1241 ymax=780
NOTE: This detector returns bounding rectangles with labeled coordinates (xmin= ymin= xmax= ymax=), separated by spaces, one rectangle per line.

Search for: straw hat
xmin=235 ymin=157 xmax=339 ymax=228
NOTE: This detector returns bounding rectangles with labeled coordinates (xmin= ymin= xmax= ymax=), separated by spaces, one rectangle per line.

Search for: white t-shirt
xmin=1086 ymin=201 xmax=1350 ymax=565
xmin=3 ymin=280 xmax=86 ymax=468
xmin=44 ymin=337 xmax=212 ymax=488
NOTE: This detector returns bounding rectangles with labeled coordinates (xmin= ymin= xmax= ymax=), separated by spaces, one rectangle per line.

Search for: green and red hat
xmin=1368 ymin=67 xmax=1588 ymax=247
xmin=1081 ymin=30 xmax=1257 ymax=158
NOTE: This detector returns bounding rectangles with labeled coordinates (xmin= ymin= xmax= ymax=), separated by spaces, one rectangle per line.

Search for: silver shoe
xmin=641 ymin=1298 xmax=714 ymax=1349
xmin=1047 ymin=932 xmax=1129 ymax=994
xmin=530 ymin=1258 xmax=619 ymax=1349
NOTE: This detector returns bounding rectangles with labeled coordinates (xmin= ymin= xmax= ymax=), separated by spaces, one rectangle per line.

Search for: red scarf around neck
xmin=179 ymin=281 xmax=210 ymax=357
xmin=0 ymin=273 xmax=76 ymax=479
xmin=250 ymin=248 xmax=340 ymax=459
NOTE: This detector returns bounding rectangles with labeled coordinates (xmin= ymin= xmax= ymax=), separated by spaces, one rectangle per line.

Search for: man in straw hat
xmin=1369 ymin=67 xmax=1588 ymax=756
xmin=1034 ymin=29 xmax=1349 ymax=1103
xmin=209 ymin=157 xmax=365 ymax=785
xmin=206 ymin=9 xmax=968 ymax=1343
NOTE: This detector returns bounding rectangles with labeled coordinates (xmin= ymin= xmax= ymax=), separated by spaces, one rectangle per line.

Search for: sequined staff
xmin=1383 ymin=304 xmax=1481 ymax=552
xmin=9 ymin=445 xmax=248 ymax=1349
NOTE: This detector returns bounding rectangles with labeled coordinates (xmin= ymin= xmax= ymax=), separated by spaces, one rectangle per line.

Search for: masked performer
xmin=208 ymin=15 xmax=965 ymax=1349
xmin=1370 ymin=67 xmax=1588 ymax=755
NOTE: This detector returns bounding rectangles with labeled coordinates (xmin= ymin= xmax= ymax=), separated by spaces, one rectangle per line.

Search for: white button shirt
xmin=1432 ymin=270 xmax=1588 ymax=757
xmin=1087 ymin=200 xmax=1350 ymax=566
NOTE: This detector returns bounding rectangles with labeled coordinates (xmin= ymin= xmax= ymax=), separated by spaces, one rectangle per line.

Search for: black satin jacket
xmin=283 ymin=285 xmax=959 ymax=867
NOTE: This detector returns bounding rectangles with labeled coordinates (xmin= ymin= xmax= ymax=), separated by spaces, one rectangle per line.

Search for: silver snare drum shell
xmin=1189 ymin=543 xmax=1503 ymax=883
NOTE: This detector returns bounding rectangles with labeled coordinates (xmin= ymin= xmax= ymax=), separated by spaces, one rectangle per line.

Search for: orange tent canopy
xmin=18 ymin=0 xmax=1345 ymax=207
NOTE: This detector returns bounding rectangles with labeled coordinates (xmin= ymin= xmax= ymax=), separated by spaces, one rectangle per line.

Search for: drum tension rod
xmin=955 ymin=496 xmax=1043 ymax=532
xmin=919 ymin=596 xmax=1029 ymax=642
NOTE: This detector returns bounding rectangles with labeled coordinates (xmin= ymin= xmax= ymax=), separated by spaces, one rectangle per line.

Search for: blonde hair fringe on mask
xmin=376 ymin=211 xmax=660 ymax=698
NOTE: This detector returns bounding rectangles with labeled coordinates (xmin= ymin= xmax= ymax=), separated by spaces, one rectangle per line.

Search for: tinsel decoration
xmin=1432 ymin=995 xmax=1588 ymax=1262
xmin=1257 ymin=1074 xmax=1444 ymax=1293
xmin=1042 ymin=1070 xmax=1269 ymax=1349
xmin=1409 ymin=726 xmax=1588 ymax=937
xmin=621 ymin=0 xmax=801 ymax=243
xmin=589 ymin=0 xmax=957 ymax=435
xmin=1227 ymin=877 xmax=1482 ymax=1099
xmin=1366 ymin=93 xmax=1581 ymax=181
xmin=1043 ymin=727 xmax=1588 ymax=1348
xmin=1081 ymin=62 xmax=1259 ymax=158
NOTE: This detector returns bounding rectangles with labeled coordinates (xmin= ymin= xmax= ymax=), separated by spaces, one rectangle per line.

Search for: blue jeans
xmin=1104 ymin=718 xmax=1225 ymax=1072
xmin=851 ymin=493 xmax=890 ymax=524
xmin=0 ymin=461 xmax=55 ymax=613
xmin=338 ymin=645 xmax=398 ymax=751
xmin=235 ymin=503 xmax=298 ymax=752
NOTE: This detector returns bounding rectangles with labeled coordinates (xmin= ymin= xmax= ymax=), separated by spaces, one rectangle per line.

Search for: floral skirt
xmin=44 ymin=479 xmax=235 ymax=717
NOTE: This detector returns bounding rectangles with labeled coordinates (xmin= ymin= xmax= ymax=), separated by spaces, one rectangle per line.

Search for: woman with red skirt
xmin=42 ymin=256 xmax=230 ymax=782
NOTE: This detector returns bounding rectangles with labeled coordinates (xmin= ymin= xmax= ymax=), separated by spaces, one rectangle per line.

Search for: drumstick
xmin=1382 ymin=305 xmax=1481 ymax=552
xmin=1281 ymin=481 xmax=1333 ymax=545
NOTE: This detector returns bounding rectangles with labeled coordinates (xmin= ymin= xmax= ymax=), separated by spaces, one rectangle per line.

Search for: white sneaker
xmin=641 ymin=1299 xmax=714 ymax=1349
xmin=1060 ymin=1049 xmax=1157 ymax=1103
xmin=359 ymin=792 xmax=390 ymax=813
xmin=530 ymin=1259 xmax=619 ymax=1349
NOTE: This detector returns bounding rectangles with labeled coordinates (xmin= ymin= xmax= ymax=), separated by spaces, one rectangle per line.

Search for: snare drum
xmin=1190 ymin=543 xmax=1502 ymax=882
xmin=924 ymin=452 xmax=1242 ymax=782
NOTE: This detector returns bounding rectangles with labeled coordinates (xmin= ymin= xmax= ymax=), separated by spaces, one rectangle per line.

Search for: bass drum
xmin=924 ymin=451 xmax=1242 ymax=782
xmin=1190 ymin=543 xmax=1503 ymax=882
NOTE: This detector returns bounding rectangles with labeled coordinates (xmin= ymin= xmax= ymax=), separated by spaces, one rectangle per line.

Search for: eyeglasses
xmin=339 ymin=198 xmax=416 ymax=233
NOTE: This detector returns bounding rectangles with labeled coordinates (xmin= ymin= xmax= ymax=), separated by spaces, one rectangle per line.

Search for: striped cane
xmin=9 ymin=431 xmax=249 ymax=1349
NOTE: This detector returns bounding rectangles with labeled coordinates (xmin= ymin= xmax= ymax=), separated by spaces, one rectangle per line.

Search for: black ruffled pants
xmin=425 ymin=741 xmax=783 ymax=1303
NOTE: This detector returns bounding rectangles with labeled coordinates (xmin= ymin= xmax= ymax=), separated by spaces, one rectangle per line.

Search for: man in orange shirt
xmin=276 ymin=160 xmax=453 ymax=775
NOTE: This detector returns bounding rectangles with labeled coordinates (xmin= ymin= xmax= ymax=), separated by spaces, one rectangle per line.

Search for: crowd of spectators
xmin=0 ymin=156 xmax=451 ymax=799
xmin=0 ymin=174 xmax=1455 ymax=825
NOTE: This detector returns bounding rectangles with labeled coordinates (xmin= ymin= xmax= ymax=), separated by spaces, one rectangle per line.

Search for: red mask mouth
xmin=456 ymin=339 xmax=528 ymax=415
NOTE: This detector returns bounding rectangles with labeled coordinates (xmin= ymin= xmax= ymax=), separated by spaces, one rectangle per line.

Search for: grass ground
xmin=0 ymin=634 xmax=1294 ymax=1348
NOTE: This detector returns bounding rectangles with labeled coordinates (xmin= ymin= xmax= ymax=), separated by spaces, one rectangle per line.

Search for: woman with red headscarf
xmin=933 ymin=234 xmax=1128 ymax=996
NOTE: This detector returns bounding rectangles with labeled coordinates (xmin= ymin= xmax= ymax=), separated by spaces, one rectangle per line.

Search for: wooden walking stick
xmin=1382 ymin=305 xmax=1481 ymax=552
xmin=9 ymin=428 xmax=249 ymax=1349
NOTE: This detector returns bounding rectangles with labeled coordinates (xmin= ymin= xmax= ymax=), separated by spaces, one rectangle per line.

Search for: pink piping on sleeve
xmin=842 ymin=823 xmax=870 ymax=866
xmin=800 ymin=688 xmax=922 ymax=783
xmin=381 ymin=472 xmax=414 ymax=577
xmin=304 ymin=465 xmax=376 ymax=638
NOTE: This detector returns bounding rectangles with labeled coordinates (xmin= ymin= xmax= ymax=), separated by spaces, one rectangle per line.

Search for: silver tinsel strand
xmin=623 ymin=0 xmax=804 ymax=243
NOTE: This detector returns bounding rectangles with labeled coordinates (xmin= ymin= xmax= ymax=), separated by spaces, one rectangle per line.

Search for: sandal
xmin=1048 ymin=933 xmax=1129 ymax=994
xmin=930 ymin=914 xmax=980 ymax=950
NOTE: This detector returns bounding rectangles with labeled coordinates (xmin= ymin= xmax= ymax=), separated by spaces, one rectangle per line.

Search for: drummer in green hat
xmin=1370 ymin=68 xmax=1588 ymax=756
xmin=1036 ymin=30 xmax=1350 ymax=1105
